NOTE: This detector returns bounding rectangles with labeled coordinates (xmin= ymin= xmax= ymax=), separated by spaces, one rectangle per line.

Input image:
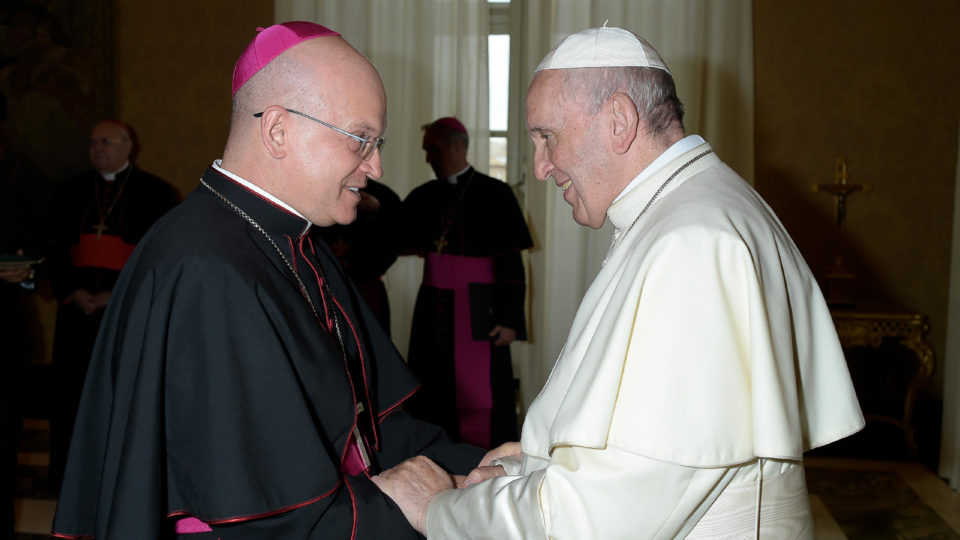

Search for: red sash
xmin=69 ymin=233 xmax=136 ymax=271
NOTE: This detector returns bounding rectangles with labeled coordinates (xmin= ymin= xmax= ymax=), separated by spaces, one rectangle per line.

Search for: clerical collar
xmin=446 ymin=164 xmax=471 ymax=184
xmin=101 ymin=162 xmax=130 ymax=181
xmin=614 ymin=134 xmax=705 ymax=203
xmin=212 ymin=159 xmax=310 ymax=224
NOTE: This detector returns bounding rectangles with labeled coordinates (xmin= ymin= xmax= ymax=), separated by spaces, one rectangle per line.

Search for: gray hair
xmin=560 ymin=66 xmax=684 ymax=139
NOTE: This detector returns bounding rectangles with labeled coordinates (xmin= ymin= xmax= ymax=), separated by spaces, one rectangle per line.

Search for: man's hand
xmin=371 ymin=456 xmax=455 ymax=534
xmin=458 ymin=441 xmax=521 ymax=488
xmin=0 ymin=266 xmax=31 ymax=284
xmin=479 ymin=441 xmax=521 ymax=467
xmin=489 ymin=325 xmax=517 ymax=346
xmin=459 ymin=465 xmax=506 ymax=488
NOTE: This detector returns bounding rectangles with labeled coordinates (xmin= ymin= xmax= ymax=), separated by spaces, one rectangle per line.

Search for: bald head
xmin=221 ymin=26 xmax=387 ymax=226
xmin=227 ymin=35 xmax=384 ymax=148
xmin=89 ymin=120 xmax=134 ymax=175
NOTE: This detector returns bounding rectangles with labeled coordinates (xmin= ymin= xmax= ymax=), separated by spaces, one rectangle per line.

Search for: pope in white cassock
xmin=372 ymin=25 xmax=866 ymax=539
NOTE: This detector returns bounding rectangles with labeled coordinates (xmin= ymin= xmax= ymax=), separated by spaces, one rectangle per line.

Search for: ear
xmin=609 ymin=93 xmax=639 ymax=154
xmin=259 ymin=106 xmax=288 ymax=159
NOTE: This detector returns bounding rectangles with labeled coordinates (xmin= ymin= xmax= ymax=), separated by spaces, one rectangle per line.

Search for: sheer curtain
xmin=941 ymin=123 xmax=960 ymax=492
xmin=273 ymin=0 xmax=754 ymax=416
xmin=275 ymin=0 xmax=489 ymax=356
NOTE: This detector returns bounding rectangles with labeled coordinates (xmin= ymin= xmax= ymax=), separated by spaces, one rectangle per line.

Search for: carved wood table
xmin=830 ymin=307 xmax=935 ymax=456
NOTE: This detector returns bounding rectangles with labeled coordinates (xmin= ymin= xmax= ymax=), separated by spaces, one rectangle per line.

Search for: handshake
xmin=371 ymin=441 xmax=521 ymax=534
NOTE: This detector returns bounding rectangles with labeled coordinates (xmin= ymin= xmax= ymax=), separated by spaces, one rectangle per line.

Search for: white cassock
xmin=426 ymin=138 xmax=865 ymax=539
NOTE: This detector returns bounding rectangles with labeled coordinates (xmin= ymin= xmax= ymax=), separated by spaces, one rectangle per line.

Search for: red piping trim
xmin=298 ymin=237 xmax=361 ymax=464
xmin=332 ymin=293 xmax=379 ymax=450
xmin=165 ymin=477 xmax=342 ymax=525
xmin=286 ymin=235 xmax=298 ymax=273
xmin=299 ymin=238 xmax=333 ymax=330
xmin=378 ymin=385 xmax=421 ymax=420
xmin=345 ymin=475 xmax=359 ymax=540
xmin=209 ymin=167 xmax=298 ymax=216
xmin=309 ymin=237 xmax=380 ymax=450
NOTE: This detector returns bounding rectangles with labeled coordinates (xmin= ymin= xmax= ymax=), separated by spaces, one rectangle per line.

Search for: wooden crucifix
xmin=812 ymin=157 xmax=868 ymax=228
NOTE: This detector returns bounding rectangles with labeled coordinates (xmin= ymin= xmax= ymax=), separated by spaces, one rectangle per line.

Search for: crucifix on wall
xmin=811 ymin=157 xmax=871 ymax=306
xmin=813 ymin=157 xmax=868 ymax=228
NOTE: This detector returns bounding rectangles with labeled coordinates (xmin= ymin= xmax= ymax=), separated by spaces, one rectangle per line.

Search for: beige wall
xmin=754 ymin=0 xmax=960 ymax=394
xmin=116 ymin=1 xmax=275 ymax=197
xmin=23 ymin=2 xmax=275 ymax=365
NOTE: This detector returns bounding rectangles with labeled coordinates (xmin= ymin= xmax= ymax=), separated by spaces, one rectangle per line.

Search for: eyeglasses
xmin=253 ymin=108 xmax=385 ymax=161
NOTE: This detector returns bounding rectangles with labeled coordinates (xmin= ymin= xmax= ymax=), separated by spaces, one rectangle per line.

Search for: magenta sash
xmin=422 ymin=252 xmax=495 ymax=447
xmin=340 ymin=429 xmax=372 ymax=476
xmin=175 ymin=517 xmax=212 ymax=533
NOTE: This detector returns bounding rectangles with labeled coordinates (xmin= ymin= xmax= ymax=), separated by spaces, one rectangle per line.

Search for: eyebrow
xmin=348 ymin=121 xmax=382 ymax=136
xmin=528 ymin=126 xmax=553 ymax=136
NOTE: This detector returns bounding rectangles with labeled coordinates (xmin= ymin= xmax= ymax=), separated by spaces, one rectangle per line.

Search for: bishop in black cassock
xmin=400 ymin=118 xmax=533 ymax=449
xmin=51 ymin=22 xmax=484 ymax=539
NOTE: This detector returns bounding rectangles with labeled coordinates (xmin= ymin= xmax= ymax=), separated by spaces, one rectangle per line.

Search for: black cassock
xmin=52 ymin=166 xmax=483 ymax=539
xmin=399 ymin=168 xmax=533 ymax=448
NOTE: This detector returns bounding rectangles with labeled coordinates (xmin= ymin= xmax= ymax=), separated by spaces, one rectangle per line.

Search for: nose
xmin=362 ymin=149 xmax=384 ymax=180
xmin=532 ymin=146 xmax=554 ymax=182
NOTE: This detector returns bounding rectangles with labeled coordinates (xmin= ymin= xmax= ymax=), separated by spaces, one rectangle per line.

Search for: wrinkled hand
xmin=479 ymin=441 xmax=521 ymax=467
xmin=0 ymin=266 xmax=31 ymax=284
xmin=489 ymin=325 xmax=517 ymax=346
xmin=371 ymin=456 xmax=455 ymax=534
xmin=458 ymin=441 xmax=521 ymax=488
xmin=459 ymin=465 xmax=506 ymax=488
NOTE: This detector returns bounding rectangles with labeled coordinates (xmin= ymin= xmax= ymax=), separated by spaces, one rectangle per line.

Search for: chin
xmin=572 ymin=211 xmax=603 ymax=230
xmin=334 ymin=208 xmax=359 ymax=226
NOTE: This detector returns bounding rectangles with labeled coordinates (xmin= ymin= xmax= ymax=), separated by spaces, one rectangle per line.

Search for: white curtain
xmin=274 ymin=0 xmax=754 ymax=417
xmin=275 ymin=0 xmax=489 ymax=356
xmin=940 ymin=121 xmax=960 ymax=492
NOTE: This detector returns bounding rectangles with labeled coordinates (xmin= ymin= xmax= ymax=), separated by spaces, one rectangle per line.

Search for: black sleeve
xmin=492 ymin=250 xmax=527 ymax=340
xmin=192 ymin=477 xmax=422 ymax=540
xmin=376 ymin=409 xmax=487 ymax=474
xmin=341 ymin=182 xmax=403 ymax=281
xmin=396 ymin=186 xmax=432 ymax=257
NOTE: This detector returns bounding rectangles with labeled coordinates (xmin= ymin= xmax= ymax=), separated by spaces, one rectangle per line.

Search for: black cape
xmin=52 ymin=166 xmax=483 ymax=539
xmin=399 ymin=168 xmax=533 ymax=447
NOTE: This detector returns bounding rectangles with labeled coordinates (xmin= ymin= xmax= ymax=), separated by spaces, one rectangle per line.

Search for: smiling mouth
xmin=561 ymin=180 xmax=572 ymax=192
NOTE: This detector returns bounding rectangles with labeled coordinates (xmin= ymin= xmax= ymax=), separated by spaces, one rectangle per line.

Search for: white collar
xmin=101 ymin=162 xmax=130 ymax=181
xmin=613 ymin=135 xmax=705 ymax=203
xmin=446 ymin=164 xmax=471 ymax=184
xmin=211 ymin=160 xmax=310 ymax=224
